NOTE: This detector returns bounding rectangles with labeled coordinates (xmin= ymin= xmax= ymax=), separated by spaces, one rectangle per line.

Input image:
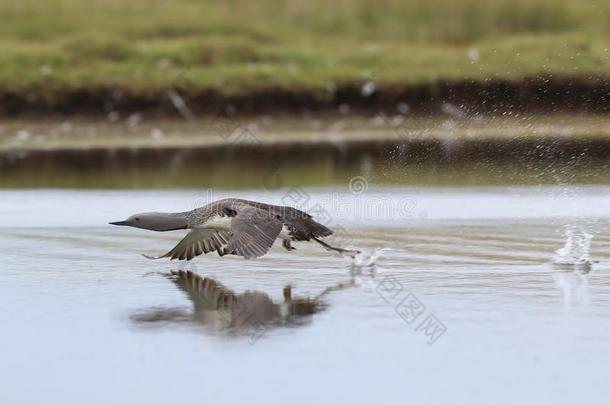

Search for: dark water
xmin=1 ymin=149 xmax=609 ymax=188
xmin=1 ymin=187 xmax=610 ymax=404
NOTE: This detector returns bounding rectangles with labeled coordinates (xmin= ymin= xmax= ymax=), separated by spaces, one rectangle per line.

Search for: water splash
xmin=347 ymin=248 xmax=390 ymax=270
xmin=552 ymin=225 xmax=593 ymax=268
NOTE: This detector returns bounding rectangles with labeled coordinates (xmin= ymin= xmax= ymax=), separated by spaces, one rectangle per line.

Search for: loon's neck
xmin=150 ymin=212 xmax=189 ymax=231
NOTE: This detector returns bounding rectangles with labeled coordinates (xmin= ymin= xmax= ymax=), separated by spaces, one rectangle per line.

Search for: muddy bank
xmin=1 ymin=76 xmax=609 ymax=118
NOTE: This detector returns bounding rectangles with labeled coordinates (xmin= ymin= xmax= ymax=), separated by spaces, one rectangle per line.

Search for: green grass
xmin=0 ymin=0 xmax=609 ymax=100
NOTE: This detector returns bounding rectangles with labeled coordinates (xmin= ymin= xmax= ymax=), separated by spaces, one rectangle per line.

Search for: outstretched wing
xmin=144 ymin=229 xmax=231 ymax=261
xmin=225 ymin=206 xmax=283 ymax=259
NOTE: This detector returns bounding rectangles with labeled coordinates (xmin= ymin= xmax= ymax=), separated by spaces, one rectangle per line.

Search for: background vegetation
xmin=0 ymin=0 xmax=609 ymax=103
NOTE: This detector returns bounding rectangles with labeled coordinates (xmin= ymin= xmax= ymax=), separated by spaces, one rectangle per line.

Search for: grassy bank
xmin=1 ymin=0 xmax=609 ymax=114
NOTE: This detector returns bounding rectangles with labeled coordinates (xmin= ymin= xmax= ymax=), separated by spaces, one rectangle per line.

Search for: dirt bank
xmin=1 ymin=76 xmax=609 ymax=118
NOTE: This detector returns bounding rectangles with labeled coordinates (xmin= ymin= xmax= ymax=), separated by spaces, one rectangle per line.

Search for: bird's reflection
xmin=131 ymin=270 xmax=356 ymax=341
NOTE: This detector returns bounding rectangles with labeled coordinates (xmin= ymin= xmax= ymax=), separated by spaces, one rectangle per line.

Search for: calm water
xmin=2 ymin=187 xmax=610 ymax=404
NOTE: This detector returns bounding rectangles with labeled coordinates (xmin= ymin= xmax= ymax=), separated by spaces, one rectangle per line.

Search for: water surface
xmin=1 ymin=187 xmax=610 ymax=404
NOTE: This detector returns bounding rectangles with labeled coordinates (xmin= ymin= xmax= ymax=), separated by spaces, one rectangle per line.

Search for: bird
xmin=110 ymin=198 xmax=359 ymax=261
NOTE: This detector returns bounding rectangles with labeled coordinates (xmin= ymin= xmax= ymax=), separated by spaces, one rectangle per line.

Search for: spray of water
xmin=347 ymin=248 xmax=390 ymax=270
xmin=552 ymin=225 xmax=593 ymax=267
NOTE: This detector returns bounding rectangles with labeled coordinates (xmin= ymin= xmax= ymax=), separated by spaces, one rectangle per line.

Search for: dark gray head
xmin=109 ymin=212 xmax=187 ymax=232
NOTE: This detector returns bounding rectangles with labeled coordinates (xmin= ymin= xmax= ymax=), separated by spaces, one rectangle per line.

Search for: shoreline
xmin=2 ymin=76 xmax=610 ymax=117
xmin=2 ymin=112 xmax=610 ymax=188
xmin=2 ymin=136 xmax=609 ymax=188
xmin=3 ymin=134 xmax=610 ymax=170
xmin=2 ymin=112 xmax=610 ymax=151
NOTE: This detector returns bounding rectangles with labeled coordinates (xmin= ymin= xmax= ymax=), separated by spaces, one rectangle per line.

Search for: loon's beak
xmin=109 ymin=220 xmax=129 ymax=226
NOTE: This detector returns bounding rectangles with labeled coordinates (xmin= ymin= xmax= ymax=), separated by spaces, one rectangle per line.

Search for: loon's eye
xmin=135 ymin=217 xmax=140 ymax=221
